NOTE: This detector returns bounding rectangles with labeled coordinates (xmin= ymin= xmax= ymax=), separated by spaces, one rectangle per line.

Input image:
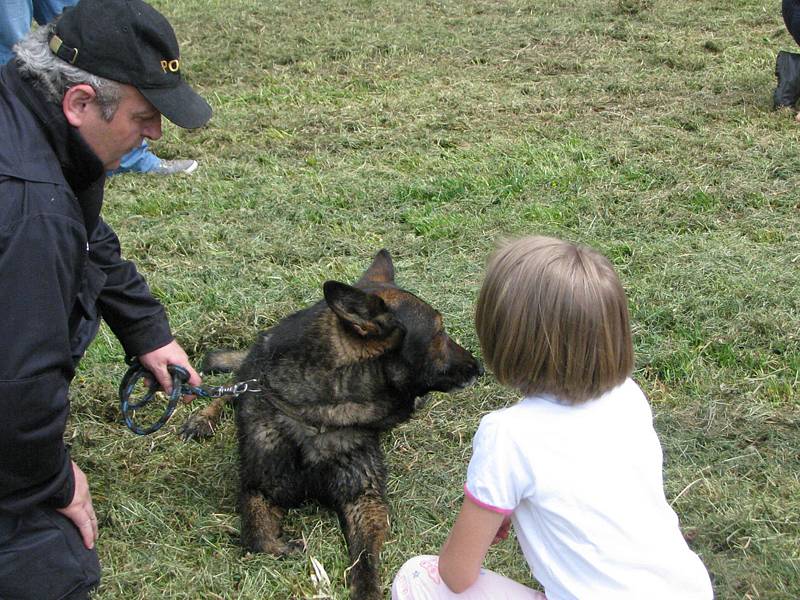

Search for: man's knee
xmin=0 ymin=508 xmax=100 ymax=600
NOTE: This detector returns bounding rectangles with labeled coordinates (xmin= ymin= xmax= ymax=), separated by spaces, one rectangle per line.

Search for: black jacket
xmin=0 ymin=62 xmax=174 ymax=514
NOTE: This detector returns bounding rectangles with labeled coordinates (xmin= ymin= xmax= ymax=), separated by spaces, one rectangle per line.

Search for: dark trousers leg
xmin=784 ymin=0 xmax=800 ymax=46
xmin=0 ymin=507 xmax=100 ymax=600
xmin=774 ymin=1 xmax=800 ymax=109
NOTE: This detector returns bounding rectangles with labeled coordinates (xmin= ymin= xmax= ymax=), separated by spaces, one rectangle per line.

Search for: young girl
xmin=392 ymin=236 xmax=713 ymax=600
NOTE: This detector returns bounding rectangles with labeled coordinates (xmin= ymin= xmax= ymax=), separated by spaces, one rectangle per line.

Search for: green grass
xmin=65 ymin=0 xmax=800 ymax=597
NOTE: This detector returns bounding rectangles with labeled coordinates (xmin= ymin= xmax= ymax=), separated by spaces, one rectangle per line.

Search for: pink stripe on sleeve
xmin=463 ymin=483 xmax=514 ymax=515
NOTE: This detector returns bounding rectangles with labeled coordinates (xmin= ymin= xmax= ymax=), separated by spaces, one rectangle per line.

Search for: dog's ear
xmin=323 ymin=280 xmax=402 ymax=339
xmin=356 ymin=249 xmax=395 ymax=286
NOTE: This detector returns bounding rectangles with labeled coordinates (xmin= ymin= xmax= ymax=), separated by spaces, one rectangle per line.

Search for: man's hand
xmin=138 ymin=340 xmax=202 ymax=395
xmin=56 ymin=461 xmax=97 ymax=549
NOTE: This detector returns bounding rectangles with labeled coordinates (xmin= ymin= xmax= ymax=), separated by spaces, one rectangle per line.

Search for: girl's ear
xmin=62 ymin=84 xmax=97 ymax=127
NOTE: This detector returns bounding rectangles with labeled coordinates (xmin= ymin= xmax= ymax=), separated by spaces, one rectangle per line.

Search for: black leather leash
xmin=118 ymin=359 xmax=260 ymax=435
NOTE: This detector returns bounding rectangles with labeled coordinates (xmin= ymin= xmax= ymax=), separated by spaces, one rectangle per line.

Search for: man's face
xmin=77 ymin=84 xmax=163 ymax=170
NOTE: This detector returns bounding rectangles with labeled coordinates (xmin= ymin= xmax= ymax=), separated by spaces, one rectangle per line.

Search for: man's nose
xmin=143 ymin=116 xmax=163 ymax=141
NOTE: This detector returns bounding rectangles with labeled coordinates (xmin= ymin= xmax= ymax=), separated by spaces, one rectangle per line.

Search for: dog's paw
xmin=414 ymin=394 xmax=430 ymax=411
xmin=284 ymin=538 xmax=306 ymax=554
xmin=242 ymin=536 xmax=304 ymax=557
xmin=348 ymin=580 xmax=383 ymax=600
xmin=178 ymin=412 xmax=216 ymax=441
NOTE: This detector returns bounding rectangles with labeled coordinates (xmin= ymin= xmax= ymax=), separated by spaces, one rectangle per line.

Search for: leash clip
xmin=191 ymin=378 xmax=261 ymax=398
xmin=226 ymin=379 xmax=261 ymax=396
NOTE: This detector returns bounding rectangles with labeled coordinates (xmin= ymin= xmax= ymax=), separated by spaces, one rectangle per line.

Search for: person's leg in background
xmin=0 ymin=0 xmax=33 ymax=64
xmin=32 ymin=0 xmax=78 ymax=25
xmin=775 ymin=0 xmax=800 ymax=110
xmin=109 ymin=141 xmax=199 ymax=176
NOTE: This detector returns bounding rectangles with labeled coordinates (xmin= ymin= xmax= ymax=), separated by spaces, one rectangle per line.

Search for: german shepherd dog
xmin=181 ymin=250 xmax=482 ymax=600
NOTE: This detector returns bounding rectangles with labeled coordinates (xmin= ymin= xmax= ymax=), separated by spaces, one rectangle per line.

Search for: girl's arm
xmin=438 ymin=495 xmax=509 ymax=593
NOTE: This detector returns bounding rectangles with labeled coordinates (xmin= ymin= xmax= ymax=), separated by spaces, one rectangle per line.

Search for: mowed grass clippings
xmin=62 ymin=0 xmax=799 ymax=598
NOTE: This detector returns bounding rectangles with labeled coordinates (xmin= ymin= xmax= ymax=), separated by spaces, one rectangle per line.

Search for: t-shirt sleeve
xmin=464 ymin=412 xmax=529 ymax=515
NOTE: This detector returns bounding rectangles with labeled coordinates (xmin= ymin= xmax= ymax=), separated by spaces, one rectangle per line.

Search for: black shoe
xmin=773 ymin=50 xmax=800 ymax=109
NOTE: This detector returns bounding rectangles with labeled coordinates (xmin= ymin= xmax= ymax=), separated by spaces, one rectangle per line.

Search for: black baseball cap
xmin=49 ymin=0 xmax=211 ymax=129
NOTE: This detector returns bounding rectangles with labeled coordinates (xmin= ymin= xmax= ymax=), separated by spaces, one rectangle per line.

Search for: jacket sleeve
xmin=0 ymin=207 xmax=82 ymax=514
xmin=89 ymin=218 xmax=174 ymax=358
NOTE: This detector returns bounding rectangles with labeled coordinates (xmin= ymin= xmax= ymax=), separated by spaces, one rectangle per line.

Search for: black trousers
xmin=0 ymin=315 xmax=103 ymax=599
xmin=784 ymin=0 xmax=800 ymax=46
xmin=0 ymin=507 xmax=101 ymax=599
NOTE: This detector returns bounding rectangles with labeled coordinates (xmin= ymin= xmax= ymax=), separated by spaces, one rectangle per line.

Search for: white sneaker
xmin=152 ymin=159 xmax=198 ymax=175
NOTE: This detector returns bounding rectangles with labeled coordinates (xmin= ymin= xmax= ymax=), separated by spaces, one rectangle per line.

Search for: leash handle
xmin=119 ymin=361 xmax=189 ymax=435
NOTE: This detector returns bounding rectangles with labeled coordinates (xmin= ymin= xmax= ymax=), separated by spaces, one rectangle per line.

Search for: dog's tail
xmin=202 ymin=350 xmax=248 ymax=374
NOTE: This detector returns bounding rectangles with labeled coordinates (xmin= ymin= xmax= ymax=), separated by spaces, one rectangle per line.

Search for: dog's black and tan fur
xmin=182 ymin=250 xmax=482 ymax=600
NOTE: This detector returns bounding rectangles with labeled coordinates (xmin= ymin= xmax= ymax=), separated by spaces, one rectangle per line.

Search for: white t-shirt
xmin=465 ymin=378 xmax=713 ymax=600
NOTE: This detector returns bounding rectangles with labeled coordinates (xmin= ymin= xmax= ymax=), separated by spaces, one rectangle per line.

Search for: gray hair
xmin=14 ymin=23 xmax=122 ymax=121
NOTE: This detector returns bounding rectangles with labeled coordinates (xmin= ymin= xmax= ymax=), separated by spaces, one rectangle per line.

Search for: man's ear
xmin=62 ymin=84 xmax=97 ymax=127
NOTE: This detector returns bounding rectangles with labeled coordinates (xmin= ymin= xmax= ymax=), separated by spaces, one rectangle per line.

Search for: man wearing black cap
xmin=0 ymin=1 xmax=211 ymax=597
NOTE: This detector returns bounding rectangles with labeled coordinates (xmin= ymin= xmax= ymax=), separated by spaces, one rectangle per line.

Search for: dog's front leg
xmin=239 ymin=490 xmax=300 ymax=555
xmin=179 ymin=396 xmax=231 ymax=440
xmin=338 ymin=490 xmax=389 ymax=600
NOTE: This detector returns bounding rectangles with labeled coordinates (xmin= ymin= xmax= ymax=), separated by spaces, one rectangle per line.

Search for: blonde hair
xmin=475 ymin=236 xmax=633 ymax=404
